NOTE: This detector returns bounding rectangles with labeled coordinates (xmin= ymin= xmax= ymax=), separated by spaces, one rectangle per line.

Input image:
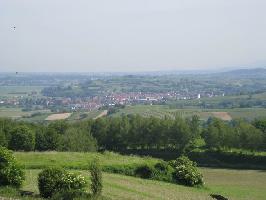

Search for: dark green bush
xmin=153 ymin=161 xmax=174 ymax=182
xmin=90 ymin=159 xmax=102 ymax=197
xmin=154 ymin=161 xmax=169 ymax=172
xmin=102 ymin=164 xmax=136 ymax=176
xmin=134 ymin=164 xmax=154 ymax=179
xmin=0 ymin=147 xmax=25 ymax=187
xmin=38 ymin=168 xmax=87 ymax=198
xmin=38 ymin=168 xmax=66 ymax=198
xmin=170 ymin=156 xmax=203 ymax=186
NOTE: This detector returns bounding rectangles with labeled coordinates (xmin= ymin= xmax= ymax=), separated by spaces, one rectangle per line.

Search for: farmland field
xmin=110 ymin=105 xmax=266 ymax=121
xmin=1 ymin=152 xmax=265 ymax=200
xmin=0 ymin=107 xmax=51 ymax=119
xmin=0 ymin=108 xmax=107 ymax=122
xmin=0 ymin=86 xmax=44 ymax=97
xmin=0 ymin=107 xmax=28 ymax=118
xmin=1 ymin=104 xmax=265 ymax=122
xmin=66 ymin=110 xmax=105 ymax=122
xmin=45 ymin=112 xmax=72 ymax=121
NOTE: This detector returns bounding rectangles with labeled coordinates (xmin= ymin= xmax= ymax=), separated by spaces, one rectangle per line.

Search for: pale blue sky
xmin=1 ymin=0 xmax=266 ymax=72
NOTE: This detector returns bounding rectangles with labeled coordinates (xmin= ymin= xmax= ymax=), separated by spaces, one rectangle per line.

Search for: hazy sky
xmin=1 ymin=0 xmax=266 ymax=72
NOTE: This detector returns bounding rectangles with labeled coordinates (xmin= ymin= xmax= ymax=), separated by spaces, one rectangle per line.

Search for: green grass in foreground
xmin=2 ymin=168 xmax=266 ymax=200
xmin=7 ymin=151 xmax=266 ymax=200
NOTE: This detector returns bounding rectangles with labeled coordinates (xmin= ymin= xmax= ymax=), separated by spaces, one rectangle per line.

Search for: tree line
xmin=0 ymin=116 xmax=266 ymax=152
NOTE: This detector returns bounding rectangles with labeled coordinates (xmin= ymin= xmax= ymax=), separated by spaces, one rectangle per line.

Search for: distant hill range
xmin=213 ymin=68 xmax=266 ymax=79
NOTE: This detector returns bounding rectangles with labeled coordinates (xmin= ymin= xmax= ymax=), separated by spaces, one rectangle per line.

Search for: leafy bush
xmin=38 ymin=168 xmax=66 ymax=198
xmin=60 ymin=172 xmax=87 ymax=191
xmin=59 ymin=128 xmax=97 ymax=152
xmin=102 ymin=164 xmax=136 ymax=176
xmin=153 ymin=161 xmax=174 ymax=182
xmin=90 ymin=159 xmax=102 ymax=197
xmin=0 ymin=147 xmax=25 ymax=187
xmin=134 ymin=162 xmax=174 ymax=182
xmin=38 ymin=167 xmax=87 ymax=198
xmin=134 ymin=164 xmax=154 ymax=179
xmin=0 ymin=129 xmax=7 ymax=147
xmin=170 ymin=156 xmax=203 ymax=186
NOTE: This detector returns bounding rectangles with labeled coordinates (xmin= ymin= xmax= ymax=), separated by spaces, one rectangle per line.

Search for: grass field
xmin=0 ymin=107 xmax=51 ymax=119
xmin=15 ymin=168 xmax=265 ymax=200
xmin=0 ymin=86 xmax=44 ymax=97
xmin=110 ymin=105 xmax=266 ymax=121
xmin=0 ymin=107 xmax=103 ymax=122
xmin=0 ymin=107 xmax=28 ymax=118
xmin=1 ymin=152 xmax=265 ymax=200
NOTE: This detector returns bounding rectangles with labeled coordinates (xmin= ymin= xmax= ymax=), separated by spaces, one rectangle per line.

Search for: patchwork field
xmin=0 ymin=107 xmax=27 ymax=118
xmin=0 ymin=86 xmax=44 ymax=97
xmin=45 ymin=113 xmax=72 ymax=121
xmin=0 ymin=107 xmax=51 ymax=119
xmin=110 ymin=105 xmax=266 ymax=121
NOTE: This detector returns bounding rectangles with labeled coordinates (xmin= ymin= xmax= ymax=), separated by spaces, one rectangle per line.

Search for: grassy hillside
xmin=20 ymin=168 xmax=266 ymax=200
xmin=1 ymin=152 xmax=265 ymax=200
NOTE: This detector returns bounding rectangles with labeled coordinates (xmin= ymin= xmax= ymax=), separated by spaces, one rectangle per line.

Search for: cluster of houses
xmin=0 ymin=89 xmax=225 ymax=111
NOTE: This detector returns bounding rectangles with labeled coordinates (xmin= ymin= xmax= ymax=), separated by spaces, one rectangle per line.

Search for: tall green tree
xmin=59 ymin=127 xmax=97 ymax=152
xmin=9 ymin=125 xmax=35 ymax=151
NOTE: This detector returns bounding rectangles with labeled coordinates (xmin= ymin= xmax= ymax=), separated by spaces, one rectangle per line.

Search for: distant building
xmin=197 ymin=94 xmax=201 ymax=99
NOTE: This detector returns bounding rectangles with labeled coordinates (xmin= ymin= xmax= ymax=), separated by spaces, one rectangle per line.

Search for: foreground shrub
xmin=134 ymin=162 xmax=174 ymax=182
xmin=0 ymin=147 xmax=25 ymax=187
xmin=38 ymin=168 xmax=65 ymax=198
xmin=90 ymin=159 xmax=102 ymax=197
xmin=134 ymin=164 xmax=154 ymax=179
xmin=38 ymin=168 xmax=87 ymax=198
xmin=170 ymin=156 xmax=203 ymax=186
xmin=153 ymin=161 xmax=174 ymax=182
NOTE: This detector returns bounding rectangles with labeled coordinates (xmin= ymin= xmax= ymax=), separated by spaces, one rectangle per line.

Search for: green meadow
xmin=0 ymin=151 xmax=265 ymax=200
